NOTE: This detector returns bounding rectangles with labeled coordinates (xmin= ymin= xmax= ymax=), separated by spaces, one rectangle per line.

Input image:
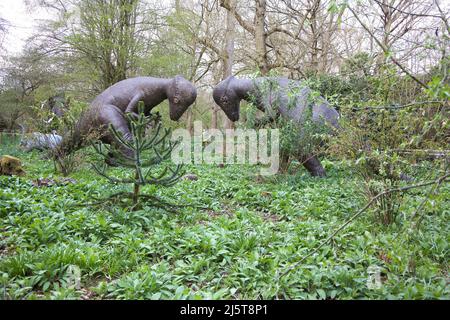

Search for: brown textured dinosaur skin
xmin=213 ymin=76 xmax=340 ymax=177
xmin=62 ymin=75 xmax=196 ymax=158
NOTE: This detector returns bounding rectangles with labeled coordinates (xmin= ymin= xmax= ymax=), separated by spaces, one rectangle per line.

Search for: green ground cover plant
xmin=1 ymin=139 xmax=448 ymax=300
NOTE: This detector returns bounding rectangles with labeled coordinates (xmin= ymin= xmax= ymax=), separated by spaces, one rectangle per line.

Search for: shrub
xmin=26 ymin=98 xmax=89 ymax=176
xmin=243 ymin=76 xmax=335 ymax=173
xmin=91 ymin=102 xmax=184 ymax=209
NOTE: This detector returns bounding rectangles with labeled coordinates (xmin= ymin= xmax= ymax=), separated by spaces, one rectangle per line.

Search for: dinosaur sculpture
xmin=61 ymin=75 xmax=197 ymax=162
xmin=213 ymin=76 xmax=339 ymax=177
xmin=20 ymin=130 xmax=62 ymax=152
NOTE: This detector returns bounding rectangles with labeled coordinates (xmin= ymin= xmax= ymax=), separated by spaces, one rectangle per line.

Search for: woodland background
xmin=0 ymin=0 xmax=449 ymax=300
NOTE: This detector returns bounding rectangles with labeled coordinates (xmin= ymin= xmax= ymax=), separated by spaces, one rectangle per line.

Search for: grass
xmin=0 ymin=137 xmax=449 ymax=300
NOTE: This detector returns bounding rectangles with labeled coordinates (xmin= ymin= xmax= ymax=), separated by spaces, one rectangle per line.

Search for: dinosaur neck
xmin=235 ymin=77 xmax=275 ymax=113
xmin=142 ymin=77 xmax=171 ymax=101
xmin=233 ymin=78 xmax=255 ymax=101
xmin=160 ymin=78 xmax=172 ymax=99
xmin=136 ymin=77 xmax=172 ymax=114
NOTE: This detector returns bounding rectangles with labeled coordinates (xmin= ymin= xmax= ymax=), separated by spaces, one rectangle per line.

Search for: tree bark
xmin=223 ymin=0 xmax=236 ymax=129
xmin=254 ymin=0 xmax=269 ymax=75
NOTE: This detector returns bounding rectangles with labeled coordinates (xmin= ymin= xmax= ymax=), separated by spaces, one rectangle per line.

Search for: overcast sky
xmin=1 ymin=0 xmax=51 ymax=54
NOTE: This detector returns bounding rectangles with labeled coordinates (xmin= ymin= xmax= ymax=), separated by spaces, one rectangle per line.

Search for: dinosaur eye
xmin=174 ymin=97 xmax=179 ymax=104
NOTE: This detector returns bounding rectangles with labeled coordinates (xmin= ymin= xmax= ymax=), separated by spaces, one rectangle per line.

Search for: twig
xmin=348 ymin=5 xmax=429 ymax=89
xmin=411 ymin=163 xmax=449 ymax=228
xmin=371 ymin=0 xmax=444 ymax=20
xmin=356 ymin=101 xmax=447 ymax=110
xmin=390 ymin=148 xmax=450 ymax=158
xmin=276 ymin=173 xmax=450 ymax=281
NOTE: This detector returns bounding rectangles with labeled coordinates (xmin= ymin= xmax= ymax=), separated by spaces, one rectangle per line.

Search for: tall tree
xmin=222 ymin=0 xmax=237 ymax=128
xmin=68 ymin=0 xmax=143 ymax=89
xmin=32 ymin=0 xmax=157 ymax=92
xmin=220 ymin=0 xmax=270 ymax=75
xmin=0 ymin=17 xmax=7 ymax=51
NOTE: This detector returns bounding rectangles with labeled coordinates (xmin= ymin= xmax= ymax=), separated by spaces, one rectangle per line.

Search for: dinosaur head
xmin=167 ymin=75 xmax=197 ymax=121
xmin=213 ymin=76 xmax=241 ymax=122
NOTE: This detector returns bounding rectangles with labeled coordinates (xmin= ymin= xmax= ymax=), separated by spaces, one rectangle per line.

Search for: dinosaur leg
xmin=300 ymin=155 xmax=326 ymax=177
xmin=99 ymin=105 xmax=134 ymax=165
xmin=279 ymin=152 xmax=290 ymax=173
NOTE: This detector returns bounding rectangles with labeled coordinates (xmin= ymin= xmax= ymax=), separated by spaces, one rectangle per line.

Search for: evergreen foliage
xmin=91 ymin=102 xmax=184 ymax=209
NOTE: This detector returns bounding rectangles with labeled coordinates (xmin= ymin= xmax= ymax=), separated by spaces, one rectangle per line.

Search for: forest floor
xmin=0 ymin=137 xmax=449 ymax=299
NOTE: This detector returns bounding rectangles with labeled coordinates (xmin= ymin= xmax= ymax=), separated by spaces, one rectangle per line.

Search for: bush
xmin=329 ymin=69 xmax=449 ymax=225
xmin=24 ymin=98 xmax=90 ymax=176
xmin=91 ymin=102 xmax=184 ymax=210
xmin=243 ymin=77 xmax=335 ymax=172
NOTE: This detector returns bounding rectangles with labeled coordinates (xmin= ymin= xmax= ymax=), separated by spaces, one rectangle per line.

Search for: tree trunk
xmin=211 ymin=106 xmax=219 ymax=129
xmin=255 ymin=0 xmax=269 ymax=75
xmin=223 ymin=0 xmax=236 ymax=129
xmin=309 ymin=0 xmax=320 ymax=74
xmin=174 ymin=0 xmax=194 ymax=132
xmin=186 ymin=108 xmax=194 ymax=134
